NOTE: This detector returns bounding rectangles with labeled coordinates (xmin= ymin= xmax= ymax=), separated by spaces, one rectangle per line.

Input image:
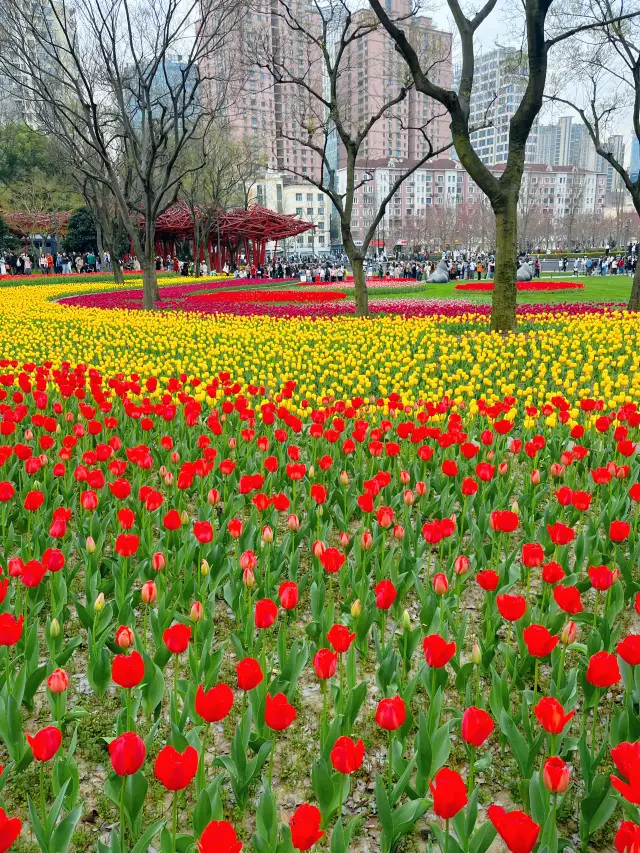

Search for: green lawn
xmin=402 ymin=275 xmax=633 ymax=304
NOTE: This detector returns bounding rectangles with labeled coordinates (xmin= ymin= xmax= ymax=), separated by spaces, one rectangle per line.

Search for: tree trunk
xmin=112 ymin=254 xmax=124 ymax=285
xmin=350 ymin=255 xmax=369 ymax=317
xmin=143 ymin=227 xmax=159 ymax=304
xmin=491 ymin=196 xmax=518 ymax=333
xmin=629 ymin=263 xmax=640 ymax=311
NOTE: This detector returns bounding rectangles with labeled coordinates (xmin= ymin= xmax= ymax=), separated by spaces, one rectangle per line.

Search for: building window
xmin=296 ymin=207 xmax=302 ymax=216
xmin=318 ymin=236 xmax=325 ymax=244
xmin=306 ymin=193 xmax=313 ymax=201
xmin=307 ymin=207 xmax=313 ymax=216
xmin=295 ymin=193 xmax=302 ymax=201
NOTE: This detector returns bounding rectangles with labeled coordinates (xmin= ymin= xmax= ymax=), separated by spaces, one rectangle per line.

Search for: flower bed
xmin=192 ymin=289 xmax=348 ymax=304
xmin=456 ymin=280 xmax=585 ymax=292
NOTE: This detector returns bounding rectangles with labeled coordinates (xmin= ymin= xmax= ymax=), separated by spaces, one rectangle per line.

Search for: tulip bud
xmin=116 ymin=625 xmax=134 ymax=649
xmin=561 ymin=621 xmax=577 ymax=645
xmin=487 ymin=449 xmax=495 ymax=461
xmin=85 ymin=535 xmax=96 ymax=553
xmin=312 ymin=540 xmax=326 ymax=558
xmin=239 ymin=550 xmax=257 ymax=571
xmin=228 ymin=437 xmax=236 ymax=449
xmin=47 ymin=668 xmax=68 ymax=693
xmin=339 ymin=531 xmax=350 ymax=547
xmin=152 ymin=552 xmax=166 ymax=571
xmin=171 ymin=451 xmax=180 ymax=464
xmin=433 ymin=573 xmax=448 ymax=595
xmin=498 ymin=462 xmax=508 ymax=476
xmin=180 ymin=510 xmax=189 ymax=526
xmin=510 ymin=500 xmax=519 ymax=515
xmin=400 ymin=470 xmax=410 ymax=485
xmin=361 ymin=530 xmax=373 ymax=550
xmin=403 ymin=489 xmax=415 ymax=506
xmin=612 ymin=568 xmax=621 ymax=585
xmin=159 ymin=465 xmax=167 ymax=476
xmin=49 ymin=618 xmax=61 ymax=638
xmin=340 ymin=471 xmax=349 ymax=486
xmin=288 ymin=513 xmax=300 ymax=531
xmin=190 ymin=601 xmax=204 ymax=622
xmin=454 ymin=555 xmax=470 ymax=575
xmin=415 ymin=481 xmax=426 ymax=496
xmin=24 ymin=429 xmax=33 ymax=440
xmin=543 ymin=757 xmax=570 ymax=794
xmin=94 ymin=592 xmax=106 ymax=612
xmin=55 ymin=424 xmax=61 ymax=434
xmin=472 ymin=641 xmax=482 ymax=665
xmin=401 ymin=609 xmax=411 ymax=631
xmin=351 ymin=599 xmax=361 ymax=618
xmin=530 ymin=469 xmax=541 ymax=485
xmin=164 ymin=472 xmax=174 ymax=486
xmin=207 ymin=488 xmax=219 ymax=505
xmin=200 ymin=558 xmax=210 ymax=576
xmin=308 ymin=465 xmax=315 ymax=479
xmin=243 ymin=567 xmax=255 ymax=587
xmin=261 ymin=525 xmax=273 ymax=544
xmin=393 ymin=524 xmax=405 ymax=541
xmin=141 ymin=580 xmax=157 ymax=604
xmin=317 ymin=504 xmax=323 ymax=518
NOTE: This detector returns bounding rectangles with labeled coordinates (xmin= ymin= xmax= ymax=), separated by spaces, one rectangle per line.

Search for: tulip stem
xmin=173 ymin=657 xmax=179 ymax=724
xmin=120 ymin=775 xmax=127 ymax=853
xmin=4 ymin=645 xmax=9 ymax=691
xmin=339 ymin=653 xmax=344 ymax=713
xmin=171 ymin=791 xmax=178 ymax=853
xmin=268 ymin=733 xmax=276 ymax=786
xmin=505 ymin=623 xmax=512 ymax=687
xmin=557 ymin=644 xmax=566 ymax=693
xmin=593 ymin=590 xmax=600 ymax=628
xmin=468 ymin=746 xmax=475 ymax=794
xmin=143 ymin=606 xmax=148 ymax=654
xmin=199 ymin=723 xmax=209 ymax=794
xmin=40 ymin=762 xmax=46 ymax=822
xmin=444 ymin=818 xmax=450 ymax=853
xmin=387 ymin=730 xmax=393 ymax=796
xmin=321 ymin=679 xmax=327 ymax=746
xmin=590 ymin=690 xmax=599 ymax=760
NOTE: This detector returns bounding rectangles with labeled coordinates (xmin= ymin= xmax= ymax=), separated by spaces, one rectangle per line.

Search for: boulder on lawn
xmin=428 ymin=259 xmax=449 ymax=283
xmin=516 ymin=262 xmax=532 ymax=282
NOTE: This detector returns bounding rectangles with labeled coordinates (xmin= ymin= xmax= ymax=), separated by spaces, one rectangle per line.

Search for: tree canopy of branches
xmin=368 ymin=0 xmax=639 ymax=330
xmin=251 ymin=0 xmax=451 ymax=315
xmin=0 ymin=0 xmax=245 ymax=307
xmin=549 ymin=0 xmax=640 ymax=309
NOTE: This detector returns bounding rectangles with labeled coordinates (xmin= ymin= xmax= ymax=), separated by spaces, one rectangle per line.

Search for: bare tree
xmin=249 ymin=0 xmax=451 ymax=315
xmin=368 ymin=0 xmax=639 ymax=329
xmin=0 ymin=0 xmax=244 ymax=307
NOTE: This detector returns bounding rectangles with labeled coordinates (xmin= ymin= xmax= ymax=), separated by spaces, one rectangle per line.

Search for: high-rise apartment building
xmin=632 ymin=138 xmax=640 ymax=183
xmin=459 ymin=46 xmax=538 ymax=166
xmin=537 ymin=115 xmax=603 ymax=172
xmin=604 ymin=134 xmax=626 ymax=193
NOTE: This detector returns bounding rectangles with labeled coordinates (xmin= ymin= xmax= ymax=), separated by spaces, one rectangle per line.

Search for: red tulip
xmin=112 ymin=650 xmax=145 ymax=688
xmin=488 ymin=805 xmax=540 ymax=853
xmin=47 ymin=669 xmax=69 ymax=694
xmin=496 ymin=593 xmax=526 ymax=622
xmin=0 ymin=483 xmax=14 ymax=502
xmin=115 ymin=533 xmax=139 ymax=557
xmin=255 ymin=598 xmax=278 ymax=629
xmin=154 ymin=744 xmax=198 ymax=790
xmin=375 ymin=580 xmax=396 ymax=610
xmin=534 ymin=697 xmax=574 ymax=734
xmin=0 ymin=613 xmax=23 ymax=646
xmin=163 ymin=623 xmax=191 ymax=654
xmin=313 ymin=648 xmax=337 ymax=680
xmin=193 ymin=520 xmax=213 ymax=543
xmin=423 ymin=634 xmax=456 ymax=668
xmin=543 ymin=756 xmax=570 ymax=793
xmin=197 ymin=820 xmax=243 ymax=853
xmin=195 ymin=684 xmax=234 ymax=722
xmin=23 ymin=490 xmax=44 ymax=512
xmin=461 ymin=706 xmax=494 ymax=747
xmin=589 ymin=565 xmax=615 ymax=591
xmin=109 ymin=732 xmax=146 ymax=776
xmin=433 ymin=573 xmax=449 ymax=595
xmin=587 ymin=650 xmax=621 ymax=688
xmin=228 ymin=518 xmax=243 ymax=538
xmin=490 ymin=510 xmax=519 ymax=533
xmin=265 ymin=692 xmax=296 ymax=730
xmin=547 ymin=522 xmax=574 ymax=546
xmin=476 ymin=570 xmax=499 ymax=591
xmin=20 ymin=560 xmax=45 ymax=587
xmin=615 ymin=821 xmax=640 ymax=853
xmin=289 ymin=803 xmax=324 ymax=851
xmin=236 ymin=657 xmax=263 ymax=691
xmin=430 ymin=767 xmax=468 ymax=819
xmin=330 ymin=736 xmax=364 ymax=774
xmin=81 ymin=490 xmax=98 ymax=511
xmin=375 ymin=696 xmax=406 ymax=731
xmin=618 ymin=636 xmax=640 ymax=667
xmin=279 ymin=581 xmax=299 ymax=610
xmin=523 ymin=624 xmax=559 ymax=658
xmin=610 ymin=742 xmax=640 ymax=803
xmin=0 ymin=807 xmax=21 ymax=852
xmin=27 ymin=726 xmax=62 ymax=761
xmin=116 ymin=626 xmax=134 ymax=649
xmin=553 ymin=585 xmax=582 ymax=614
xmin=521 ymin=543 xmax=544 ymax=568
xmin=610 ymin=521 xmax=631 ymax=542
xmin=319 ymin=548 xmax=345 ymax=574
xmin=327 ymin=624 xmax=356 ymax=653
xmin=42 ymin=548 xmax=65 ymax=573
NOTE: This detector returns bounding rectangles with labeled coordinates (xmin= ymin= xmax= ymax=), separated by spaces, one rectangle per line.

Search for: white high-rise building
xmin=458 ymin=46 xmax=538 ymax=166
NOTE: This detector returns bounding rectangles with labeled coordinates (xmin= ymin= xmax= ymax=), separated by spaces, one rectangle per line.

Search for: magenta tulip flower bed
xmin=1 ymin=358 xmax=640 ymax=853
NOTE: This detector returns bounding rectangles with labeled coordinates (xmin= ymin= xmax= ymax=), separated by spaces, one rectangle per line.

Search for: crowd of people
xmin=0 ymin=249 xmax=112 ymax=276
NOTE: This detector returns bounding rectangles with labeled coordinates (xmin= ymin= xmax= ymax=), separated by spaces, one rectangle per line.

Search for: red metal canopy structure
xmin=154 ymin=202 xmax=315 ymax=270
